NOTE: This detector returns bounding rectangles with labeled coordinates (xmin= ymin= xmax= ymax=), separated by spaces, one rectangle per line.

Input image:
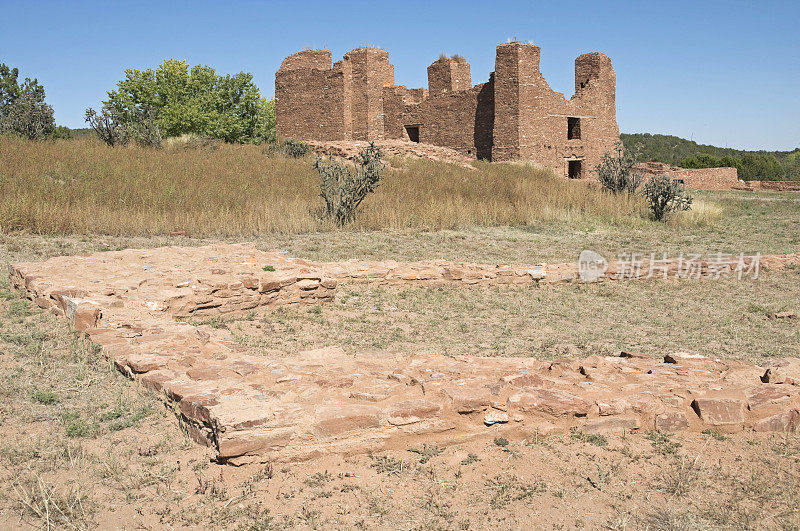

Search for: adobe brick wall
xmin=635 ymin=162 xmax=741 ymax=190
xmin=275 ymin=42 xmax=620 ymax=178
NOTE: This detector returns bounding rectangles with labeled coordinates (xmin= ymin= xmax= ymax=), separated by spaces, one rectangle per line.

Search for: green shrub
xmin=84 ymin=105 xmax=129 ymax=147
xmin=282 ymin=138 xmax=309 ymax=158
xmin=595 ymin=141 xmax=642 ymax=194
xmin=316 ymin=142 xmax=383 ymax=226
xmin=266 ymin=138 xmax=309 ymax=158
xmin=642 ymin=174 xmax=693 ymax=221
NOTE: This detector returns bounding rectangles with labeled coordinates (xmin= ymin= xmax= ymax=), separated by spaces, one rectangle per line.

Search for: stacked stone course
xmin=276 ymin=42 xmax=619 ymax=179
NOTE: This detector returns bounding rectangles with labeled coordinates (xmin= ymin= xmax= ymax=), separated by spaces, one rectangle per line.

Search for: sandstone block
xmin=746 ymin=386 xmax=792 ymax=410
xmin=387 ymin=399 xmax=442 ymax=425
xmin=445 ymin=387 xmax=492 ymax=413
xmin=654 ymin=412 xmax=690 ymax=432
xmin=63 ymin=296 xmax=101 ymax=332
xmin=752 ymin=409 xmax=800 ymax=433
xmin=581 ymin=416 xmax=641 ymax=433
xmin=315 ymin=406 xmax=381 ymax=436
xmin=691 ymin=398 xmax=745 ymax=425
xmin=508 ymin=389 xmax=591 ymax=417
xmin=664 ymin=352 xmax=708 ymax=364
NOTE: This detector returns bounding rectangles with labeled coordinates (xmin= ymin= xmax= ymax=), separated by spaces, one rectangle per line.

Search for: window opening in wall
xmin=405 ymin=125 xmax=420 ymax=143
xmin=567 ymin=117 xmax=581 ymax=140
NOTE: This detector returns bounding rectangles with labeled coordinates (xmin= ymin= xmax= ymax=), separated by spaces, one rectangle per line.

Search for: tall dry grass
xmin=0 ymin=137 xmax=643 ymax=236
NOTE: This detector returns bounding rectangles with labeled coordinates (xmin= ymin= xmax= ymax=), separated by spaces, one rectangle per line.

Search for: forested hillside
xmin=621 ymin=133 xmax=799 ymax=181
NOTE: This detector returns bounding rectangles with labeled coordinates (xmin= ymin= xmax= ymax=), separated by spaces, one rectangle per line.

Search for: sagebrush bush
xmin=316 ymin=142 xmax=384 ymax=226
xmin=595 ymin=141 xmax=642 ymax=194
xmin=282 ymin=138 xmax=309 ymax=158
xmin=642 ymin=174 xmax=693 ymax=221
xmin=84 ymin=105 xmax=129 ymax=147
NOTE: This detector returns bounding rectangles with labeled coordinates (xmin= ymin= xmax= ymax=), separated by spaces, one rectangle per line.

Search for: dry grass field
xmin=1 ymin=138 xmax=799 ymax=529
xmin=0 ymin=137 xmax=642 ymax=235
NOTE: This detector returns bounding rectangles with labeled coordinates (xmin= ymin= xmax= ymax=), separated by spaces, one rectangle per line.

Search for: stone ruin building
xmin=276 ymin=42 xmax=619 ymax=180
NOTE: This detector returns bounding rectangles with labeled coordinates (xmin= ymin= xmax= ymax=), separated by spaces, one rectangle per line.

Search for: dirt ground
xmin=1 ymin=202 xmax=799 ymax=529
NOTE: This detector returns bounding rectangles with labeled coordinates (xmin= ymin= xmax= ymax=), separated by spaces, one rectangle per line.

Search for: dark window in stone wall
xmin=567 ymin=117 xmax=581 ymax=140
xmin=405 ymin=125 xmax=420 ymax=143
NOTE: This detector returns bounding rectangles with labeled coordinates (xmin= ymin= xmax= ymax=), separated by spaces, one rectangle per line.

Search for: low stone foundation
xmin=9 ymin=244 xmax=800 ymax=464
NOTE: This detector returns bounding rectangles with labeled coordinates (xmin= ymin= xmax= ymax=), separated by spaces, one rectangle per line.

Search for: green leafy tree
xmin=739 ymin=152 xmax=785 ymax=181
xmin=0 ymin=63 xmax=55 ymax=139
xmin=104 ymin=59 xmax=275 ymax=144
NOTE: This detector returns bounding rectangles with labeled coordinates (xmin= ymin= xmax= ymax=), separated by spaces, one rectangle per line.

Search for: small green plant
xmin=486 ymin=476 xmax=546 ymax=509
xmin=493 ymin=437 xmax=509 ymax=448
xmin=701 ymin=428 xmax=729 ymax=441
xmin=316 ymin=142 xmax=384 ymax=226
xmin=646 ymin=430 xmax=682 ymax=455
xmin=460 ymin=453 xmax=480 ymax=466
xmin=60 ymin=412 xmax=94 ymax=438
xmin=303 ymin=471 xmax=332 ymax=488
xmin=370 ymin=455 xmax=405 ymax=475
xmin=408 ymin=444 xmax=443 ymax=464
xmin=642 ymin=174 xmax=693 ymax=221
xmin=30 ymin=389 xmax=58 ymax=405
xmin=595 ymin=141 xmax=642 ymax=194
xmin=262 ymin=265 xmax=275 ymax=272
xmin=571 ymin=428 xmax=608 ymax=447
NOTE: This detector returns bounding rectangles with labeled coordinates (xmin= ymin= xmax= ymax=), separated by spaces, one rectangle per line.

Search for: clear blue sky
xmin=3 ymin=0 xmax=798 ymax=151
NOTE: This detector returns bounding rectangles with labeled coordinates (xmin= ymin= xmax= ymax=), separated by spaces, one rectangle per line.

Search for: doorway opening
xmin=568 ymin=160 xmax=582 ymax=179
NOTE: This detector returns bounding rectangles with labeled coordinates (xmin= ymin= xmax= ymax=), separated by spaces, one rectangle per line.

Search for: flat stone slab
xmin=8 ymin=244 xmax=800 ymax=464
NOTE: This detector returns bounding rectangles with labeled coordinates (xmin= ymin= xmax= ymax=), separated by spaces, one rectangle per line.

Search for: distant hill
xmin=621 ymin=133 xmax=799 ymax=181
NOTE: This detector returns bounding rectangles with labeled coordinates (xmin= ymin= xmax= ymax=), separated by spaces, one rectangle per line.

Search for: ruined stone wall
xmin=276 ymin=43 xmax=619 ymax=177
xmin=427 ymin=57 xmax=472 ymax=96
xmin=275 ymin=47 xmax=394 ymax=141
xmin=383 ymin=82 xmax=492 ymax=157
xmin=344 ymin=48 xmax=395 ymax=141
xmin=493 ymin=42 xmax=618 ymax=179
xmin=636 ymin=162 xmax=741 ymax=190
xmin=275 ymin=50 xmax=349 ymax=141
